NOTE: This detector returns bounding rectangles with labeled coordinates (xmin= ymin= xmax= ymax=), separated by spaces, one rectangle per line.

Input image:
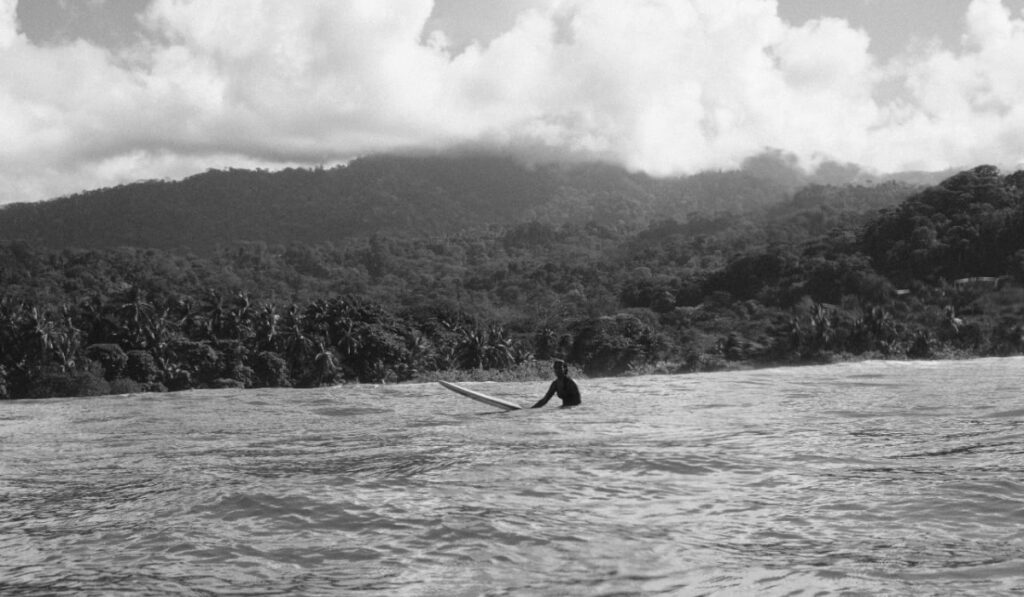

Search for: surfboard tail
xmin=439 ymin=380 xmax=522 ymax=411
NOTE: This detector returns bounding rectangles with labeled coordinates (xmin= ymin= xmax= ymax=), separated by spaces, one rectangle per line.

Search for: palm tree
xmin=435 ymin=343 xmax=459 ymax=371
xmin=484 ymin=325 xmax=516 ymax=369
xmin=200 ymin=289 xmax=227 ymax=340
xmin=24 ymin=306 xmax=58 ymax=361
xmin=334 ymin=318 xmax=362 ymax=358
xmin=854 ymin=306 xmax=898 ymax=354
xmin=278 ymin=306 xmax=315 ymax=378
xmin=311 ymin=342 xmax=337 ymax=386
xmin=456 ymin=326 xmax=489 ymax=370
xmin=302 ymin=299 xmax=331 ymax=345
xmin=50 ymin=305 xmax=83 ymax=373
xmin=510 ymin=343 xmax=535 ymax=368
xmin=253 ymin=304 xmax=280 ymax=352
xmin=224 ymin=292 xmax=256 ymax=341
xmin=807 ymin=302 xmax=836 ymax=353
xmin=140 ymin=304 xmax=181 ymax=373
xmin=115 ymin=287 xmax=155 ymax=349
xmin=169 ymin=296 xmax=205 ymax=341
xmin=533 ymin=327 xmax=559 ymax=360
xmin=403 ymin=330 xmax=432 ymax=374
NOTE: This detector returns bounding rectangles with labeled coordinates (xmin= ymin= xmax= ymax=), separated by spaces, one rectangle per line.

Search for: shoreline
xmin=5 ymin=351 xmax=1018 ymax=401
xmin=409 ymin=348 xmax=993 ymax=384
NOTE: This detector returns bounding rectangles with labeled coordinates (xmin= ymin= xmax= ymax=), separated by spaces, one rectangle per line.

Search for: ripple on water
xmin=3 ymin=359 xmax=1024 ymax=595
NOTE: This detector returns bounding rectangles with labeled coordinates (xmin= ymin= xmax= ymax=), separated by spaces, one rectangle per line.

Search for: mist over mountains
xmin=0 ymin=151 xmax=950 ymax=252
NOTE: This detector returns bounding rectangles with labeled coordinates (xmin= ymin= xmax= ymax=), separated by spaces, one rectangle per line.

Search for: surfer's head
xmin=552 ymin=359 xmax=568 ymax=376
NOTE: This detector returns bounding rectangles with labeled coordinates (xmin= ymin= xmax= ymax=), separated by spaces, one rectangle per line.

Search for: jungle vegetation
xmin=1 ymin=158 xmax=1021 ymax=400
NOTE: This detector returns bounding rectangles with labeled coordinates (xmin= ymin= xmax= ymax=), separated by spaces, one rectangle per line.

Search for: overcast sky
xmin=3 ymin=0 xmax=1024 ymax=204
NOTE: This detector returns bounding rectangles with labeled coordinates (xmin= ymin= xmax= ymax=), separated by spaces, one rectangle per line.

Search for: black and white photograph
xmin=2 ymin=1 xmax=1024 ymax=594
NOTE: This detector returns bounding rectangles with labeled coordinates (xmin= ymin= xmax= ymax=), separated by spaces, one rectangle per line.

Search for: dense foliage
xmin=2 ymin=163 xmax=1022 ymax=400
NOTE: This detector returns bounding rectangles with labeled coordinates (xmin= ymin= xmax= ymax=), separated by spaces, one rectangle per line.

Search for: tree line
xmin=0 ymin=152 xmax=930 ymax=254
xmin=2 ymin=165 xmax=1022 ymax=399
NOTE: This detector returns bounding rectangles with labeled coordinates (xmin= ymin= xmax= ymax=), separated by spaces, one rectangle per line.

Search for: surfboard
xmin=439 ymin=380 xmax=522 ymax=411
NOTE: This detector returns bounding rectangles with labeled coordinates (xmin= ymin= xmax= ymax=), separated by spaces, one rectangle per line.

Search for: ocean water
xmin=2 ymin=358 xmax=1024 ymax=596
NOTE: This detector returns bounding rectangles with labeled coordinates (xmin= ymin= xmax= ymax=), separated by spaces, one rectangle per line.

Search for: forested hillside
xmin=2 ymin=163 xmax=1022 ymax=400
xmin=0 ymin=152 xmax=922 ymax=252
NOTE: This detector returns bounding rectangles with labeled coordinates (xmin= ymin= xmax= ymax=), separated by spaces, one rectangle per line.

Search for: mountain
xmin=0 ymin=152 xmax=925 ymax=253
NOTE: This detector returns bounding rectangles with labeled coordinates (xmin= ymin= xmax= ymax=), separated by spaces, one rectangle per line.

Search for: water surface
xmin=3 ymin=358 xmax=1024 ymax=595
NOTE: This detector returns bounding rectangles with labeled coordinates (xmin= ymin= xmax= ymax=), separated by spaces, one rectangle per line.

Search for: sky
xmin=3 ymin=0 xmax=1024 ymax=205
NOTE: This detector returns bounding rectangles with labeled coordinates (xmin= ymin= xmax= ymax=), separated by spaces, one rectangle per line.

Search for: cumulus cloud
xmin=880 ymin=0 xmax=1024 ymax=171
xmin=0 ymin=0 xmax=16 ymax=48
xmin=1 ymin=0 xmax=1024 ymax=204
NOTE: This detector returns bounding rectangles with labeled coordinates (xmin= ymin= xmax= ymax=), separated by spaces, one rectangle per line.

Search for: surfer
xmin=531 ymin=359 xmax=581 ymax=408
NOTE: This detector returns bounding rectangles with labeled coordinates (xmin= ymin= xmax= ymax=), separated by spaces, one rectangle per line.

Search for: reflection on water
xmin=2 ymin=358 xmax=1024 ymax=595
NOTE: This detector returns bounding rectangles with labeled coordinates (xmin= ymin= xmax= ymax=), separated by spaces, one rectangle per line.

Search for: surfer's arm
xmin=531 ymin=381 xmax=557 ymax=408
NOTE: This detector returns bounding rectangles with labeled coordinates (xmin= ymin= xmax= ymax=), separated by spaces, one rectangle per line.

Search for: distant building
xmin=952 ymin=276 xmax=1009 ymax=290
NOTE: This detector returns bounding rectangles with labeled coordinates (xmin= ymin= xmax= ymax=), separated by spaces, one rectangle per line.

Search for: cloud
xmin=1 ymin=0 xmax=1024 ymax=204
xmin=0 ymin=0 xmax=16 ymax=48
xmin=880 ymin=0 xmax=1024 ymax=170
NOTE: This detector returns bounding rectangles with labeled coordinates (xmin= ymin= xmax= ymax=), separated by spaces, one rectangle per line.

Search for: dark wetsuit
xmin=532 ymin=376 xmax=581 ymax=408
